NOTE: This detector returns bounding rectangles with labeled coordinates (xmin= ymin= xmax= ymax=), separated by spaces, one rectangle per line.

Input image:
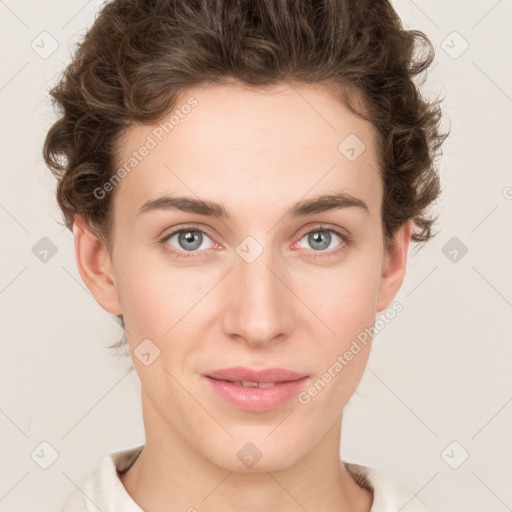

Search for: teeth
xmin=257 ymin=381 xmax=277 ymax=388
xmin=233 ymin=381 xmax=277 ymax=388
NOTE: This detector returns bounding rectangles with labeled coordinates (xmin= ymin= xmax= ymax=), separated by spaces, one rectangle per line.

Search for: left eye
xmin=297 ymin=228 xmax=344 ymax=252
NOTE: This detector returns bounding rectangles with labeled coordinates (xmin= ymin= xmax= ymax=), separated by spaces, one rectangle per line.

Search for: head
xmin=44 ymin=0 xmax=447 ymax=472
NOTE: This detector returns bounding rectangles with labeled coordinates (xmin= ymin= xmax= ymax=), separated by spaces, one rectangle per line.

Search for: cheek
xmin=299 ymin=260 xmax=382 ymax=337
xmin=296 ymin=271 xmax=378 ymax=414
xmin=113 ymin=253 xmax=163 ymax=347
xmin=114 ymin=254 xmax=212 ymax=358
xmin=295 ymin=259 xmax=381 ymax=398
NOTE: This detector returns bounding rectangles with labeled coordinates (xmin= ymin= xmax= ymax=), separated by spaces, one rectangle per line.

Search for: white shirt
xmin=62 ymin=445 xmax=429 ymax=511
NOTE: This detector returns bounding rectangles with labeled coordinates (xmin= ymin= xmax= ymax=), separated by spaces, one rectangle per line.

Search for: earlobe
xmin=73 ymin=215 xmax=122 ymax=315
xmin=376 ymin=220 xmax=413 ymax=313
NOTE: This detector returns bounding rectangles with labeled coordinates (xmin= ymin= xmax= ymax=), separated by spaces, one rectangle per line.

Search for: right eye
xmin=160 ymin=226 xmax=218 ymax=259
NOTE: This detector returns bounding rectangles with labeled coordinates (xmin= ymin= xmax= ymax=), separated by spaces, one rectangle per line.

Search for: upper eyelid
xmin=162 ymin=224 xmax=217 ymax=244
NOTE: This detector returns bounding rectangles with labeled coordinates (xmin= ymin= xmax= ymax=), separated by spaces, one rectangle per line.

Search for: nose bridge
xmin=223 ymin=238 xmax=293 ymax=344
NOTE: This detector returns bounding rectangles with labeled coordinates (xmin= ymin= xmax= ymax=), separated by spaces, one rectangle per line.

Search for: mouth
xmin=204 ymin=366 xmax=309 ymax=384
xmin=207 ymin=377 xmax=305 ymax=388
xmin=202 ymin=371 xmax=310 ymax=412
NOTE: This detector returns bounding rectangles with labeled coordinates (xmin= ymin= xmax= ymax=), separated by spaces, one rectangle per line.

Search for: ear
xmin=376 ymin=220 xmax=413 ymax=313
xmin=73 ymin=215 xmax=122 ymax=315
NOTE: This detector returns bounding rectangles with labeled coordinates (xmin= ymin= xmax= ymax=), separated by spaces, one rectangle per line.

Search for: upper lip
xmin=204 ymin=367 xmax=309 ymax=383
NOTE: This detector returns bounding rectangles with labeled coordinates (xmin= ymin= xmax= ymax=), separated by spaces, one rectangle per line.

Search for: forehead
xmin=113 ymin=81 xmax=382 ymax=221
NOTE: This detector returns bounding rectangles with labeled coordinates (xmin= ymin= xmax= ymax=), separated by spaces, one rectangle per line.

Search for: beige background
xmin=1 ymin=1 xmax=511 ymax=511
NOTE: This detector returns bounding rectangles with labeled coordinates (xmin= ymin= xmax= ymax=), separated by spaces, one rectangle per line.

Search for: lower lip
xmin=203 ymin=376 xmax=309 ymax=412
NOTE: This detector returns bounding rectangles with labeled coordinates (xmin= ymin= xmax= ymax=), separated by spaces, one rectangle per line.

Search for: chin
xmin=200 ymin=434 xmax=305 ymax=473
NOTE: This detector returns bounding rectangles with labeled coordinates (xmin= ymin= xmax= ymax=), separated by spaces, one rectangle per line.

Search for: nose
xmin=221 ymin=246 xmax=296 ymax=349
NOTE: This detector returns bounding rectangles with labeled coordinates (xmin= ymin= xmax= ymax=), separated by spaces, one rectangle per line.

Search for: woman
xmin=43 ymin=0 xmax=448 ymax=510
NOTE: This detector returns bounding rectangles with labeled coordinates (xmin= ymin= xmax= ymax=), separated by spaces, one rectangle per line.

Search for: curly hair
xmin=43 ymin=0 xmax=448 ymax=348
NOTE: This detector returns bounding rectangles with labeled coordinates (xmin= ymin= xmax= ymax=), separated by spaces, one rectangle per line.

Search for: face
xmin=76 ymin=80 xmax=410 ymax=472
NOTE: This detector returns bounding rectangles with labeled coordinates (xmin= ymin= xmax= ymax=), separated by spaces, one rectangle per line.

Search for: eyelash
xmin=159 ymin=223 xmax=352 ymax=260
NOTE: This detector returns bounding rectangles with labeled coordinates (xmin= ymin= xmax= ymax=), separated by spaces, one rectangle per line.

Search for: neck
xmin=120 ymin=391 xmax=373 ymax=512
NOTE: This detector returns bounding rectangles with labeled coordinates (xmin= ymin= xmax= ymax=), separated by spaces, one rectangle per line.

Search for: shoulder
xmin=61 ymin=445 xmax=144 ymax=512
xmin=344 ymin=461 xmax=430 ymax=512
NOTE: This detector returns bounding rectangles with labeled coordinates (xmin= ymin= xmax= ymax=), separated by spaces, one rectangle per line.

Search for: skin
xmin=74 ymin=80 xmax=412 ymax=512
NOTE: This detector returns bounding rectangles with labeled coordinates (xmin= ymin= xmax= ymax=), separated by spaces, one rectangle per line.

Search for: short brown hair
xmin=44 ymin=0 xmax=448 ymax=252
xmin=43 ymin=0 xmax=448 ymax=345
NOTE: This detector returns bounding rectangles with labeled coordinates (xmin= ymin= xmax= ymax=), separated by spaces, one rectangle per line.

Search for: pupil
xmin=310 ymin=230 xmax=330 ymax=250
xmin=180 ymin=230 xmax=201 ymax=251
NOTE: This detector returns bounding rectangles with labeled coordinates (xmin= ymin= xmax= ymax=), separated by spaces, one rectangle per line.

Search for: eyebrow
xmin=136 ymin=192 xmax=370 ymax=220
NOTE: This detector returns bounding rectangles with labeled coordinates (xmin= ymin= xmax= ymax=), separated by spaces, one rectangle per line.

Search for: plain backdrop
xmin=1 ymin=1 xmax=511 ymax=511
